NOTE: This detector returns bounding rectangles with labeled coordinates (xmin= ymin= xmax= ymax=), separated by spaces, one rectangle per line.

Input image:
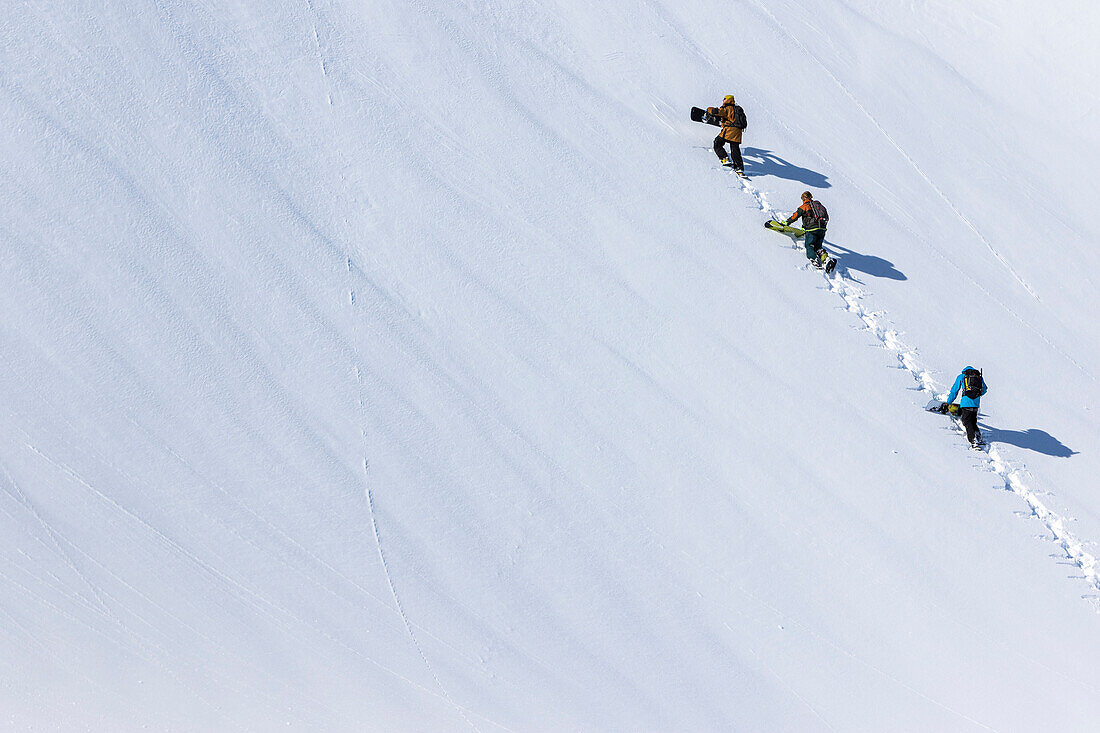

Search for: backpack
xmin=732 ymin=105 xmax=747 ymax=129
xmin=808 ymin=200 xmax=829 ymax=227
xmin=962 ymin=368 xmax=983 ymax=399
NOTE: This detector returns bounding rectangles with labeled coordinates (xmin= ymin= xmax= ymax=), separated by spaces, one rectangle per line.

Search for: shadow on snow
xmin=826 ymin=241 xmax=907 ymax=281
xmin=711 ymin=146 xmax=904 ymax=283
xmin=742 ymin=147 xmax=830 ymax=187
xmin=981 ymin=424 xmax=1078 ymax=458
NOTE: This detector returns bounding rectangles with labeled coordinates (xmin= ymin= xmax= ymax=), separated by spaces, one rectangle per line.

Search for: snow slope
xmin=1 ymin=0 xmax=1098 ymax=730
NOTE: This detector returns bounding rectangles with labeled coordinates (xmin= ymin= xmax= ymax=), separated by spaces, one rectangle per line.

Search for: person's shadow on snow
xmin=980 ymin=424 xmax=1077 ymax=458
xmin=825 ymin=241 xmax=907 ymax=281
xmin=742 ymin=148 xmax=830 ymax=187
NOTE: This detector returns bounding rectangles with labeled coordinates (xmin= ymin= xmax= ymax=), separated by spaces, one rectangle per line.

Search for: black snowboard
xmin=926 ymin=400 xmax=987 ymax=449
xmin=690 ymin=106 xmax=722 ymax=127
xmin=926 ymin=400 xmax=958 ymax=415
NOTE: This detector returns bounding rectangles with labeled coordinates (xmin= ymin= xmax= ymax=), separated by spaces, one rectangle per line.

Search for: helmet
xmin=723 ymin=94 xmax=735 ymax=102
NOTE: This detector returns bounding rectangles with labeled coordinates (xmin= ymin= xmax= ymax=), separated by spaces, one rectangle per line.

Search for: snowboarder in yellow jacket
xmin=706 ymin=95 xmax=745 ymax=174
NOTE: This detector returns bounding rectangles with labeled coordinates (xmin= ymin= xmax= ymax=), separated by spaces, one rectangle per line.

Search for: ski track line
xmin=303 ymin=0 xmax=334 ymax=107
xmin=0 ymin=578 xmax=148 ymax=715
xmin=0 ymin=536 xmax=237 ymax=726
xmin=311 ymin=33 xmax=473 ymax=719
xmin=361 ymin=461 xmax=482 ymax=733
xmin=0 ymin=498 xmax=341 ymax=725
xmin=0 ymin=427 xmax=342 ymax=723
xmin=737 ymin=629 xmax=838 ymax=732
xmin=0 ymin=460 xmax=120 ymax=625
xmin=0 ymin=348 xmax=481 ymax=691
xmin=347 ymin=265 xmax=486 ymax=733
xmin=321 ymin=24 xmax=496 ymax=730
xmin=16 ymin=423 xmax=478 ymax=726
xmin=12 ymin=427 xmax=448 ymax=714
xmin=734 ymin=172 xmax=1100 ymax=612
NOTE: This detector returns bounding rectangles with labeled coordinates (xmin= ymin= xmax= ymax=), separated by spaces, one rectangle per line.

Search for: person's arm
xmin=981 ymin=378 xmax=988 ymax=397
xmin=787 ymin=203 xmax=805 ymax=225
xmin=945 ymin=374 xmax=963 ymax=404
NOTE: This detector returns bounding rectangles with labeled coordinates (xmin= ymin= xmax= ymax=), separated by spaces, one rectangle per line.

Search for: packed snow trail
xmin=727 ymin=168 xmax=1100 ymax=610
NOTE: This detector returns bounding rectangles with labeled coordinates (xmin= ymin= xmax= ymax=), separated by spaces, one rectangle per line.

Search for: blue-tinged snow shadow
xmin=742 ymin=147 xmax=830 ymax=187
xmin=826 ymin=242 xmax=907 ymax=281
xmin=981 ymin=425 xmax=1078 ymax=458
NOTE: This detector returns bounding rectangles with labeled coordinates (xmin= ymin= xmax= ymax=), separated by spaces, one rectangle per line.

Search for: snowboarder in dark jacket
xmin=944 ymin=366 xmax=988 ymax=446
xmin=706 ymin=95 xmax=745 ymax=174
xmin=786 ymin=191 xmax=829 ymax=266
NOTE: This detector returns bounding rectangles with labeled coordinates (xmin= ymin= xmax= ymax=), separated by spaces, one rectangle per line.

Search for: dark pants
xmin=713 ymin=136 xmax=743 ymax=171
xmin=958 ymin=406 xmax=981 ymax=444
xmin=804 ymin=229 xmax=826 ymax=262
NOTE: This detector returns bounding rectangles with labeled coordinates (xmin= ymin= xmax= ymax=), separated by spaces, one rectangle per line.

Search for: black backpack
xmin=962 ymin=368 xmax=983 ymax=399
xmin=808 ymin=200 xmax=829 ymax=228
xmin=732 ymin=105 xmax=747 ymax=129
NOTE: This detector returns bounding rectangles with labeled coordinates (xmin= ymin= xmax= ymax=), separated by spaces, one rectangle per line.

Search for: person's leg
xmin=713 ymin=135 xmax=728 ymax=160
xmin=959 ymin=407 xmax=980 ymax=444
xmin=728 ymin=142 xmax=744 ymax=172
xmin=804 ymin=229 xmax=825 ymax=262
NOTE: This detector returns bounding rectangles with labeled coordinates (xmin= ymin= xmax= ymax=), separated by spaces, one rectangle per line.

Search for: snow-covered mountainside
xmin=1 ymin=1 xmax=1098 ymax=730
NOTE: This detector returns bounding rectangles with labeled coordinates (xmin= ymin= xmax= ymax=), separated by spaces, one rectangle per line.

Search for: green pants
xmin=803 ymin=229 xmax=826 ymax=261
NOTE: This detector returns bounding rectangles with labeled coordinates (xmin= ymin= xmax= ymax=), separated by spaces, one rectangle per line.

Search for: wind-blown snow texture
xmin=2 ymin=1 xmax=1099 ymax=730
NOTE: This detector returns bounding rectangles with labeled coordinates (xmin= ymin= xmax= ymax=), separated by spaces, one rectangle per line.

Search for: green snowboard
xmin=764 ymin=219 xmax=806 ymax=237
xmin=764 ymin=219 xmax=838 ymax=274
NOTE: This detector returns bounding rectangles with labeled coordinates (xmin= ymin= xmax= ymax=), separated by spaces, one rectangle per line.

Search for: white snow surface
xmin=2 ymin=1 xmax=1099 ymax=730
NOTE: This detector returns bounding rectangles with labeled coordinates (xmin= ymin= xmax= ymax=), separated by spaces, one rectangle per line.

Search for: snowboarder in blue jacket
xmin=944 ymin=366 xmax=987 ymax=446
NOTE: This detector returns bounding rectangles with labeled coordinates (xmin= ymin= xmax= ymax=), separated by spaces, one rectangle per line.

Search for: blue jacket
xmin=945 ymin=366 xmax=987 ymax=408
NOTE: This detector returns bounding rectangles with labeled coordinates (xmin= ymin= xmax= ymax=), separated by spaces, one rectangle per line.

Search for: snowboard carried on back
xmin=764 ymin=220 xmax=838 ymax=274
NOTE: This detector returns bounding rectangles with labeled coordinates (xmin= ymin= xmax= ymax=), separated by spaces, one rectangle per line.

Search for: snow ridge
xmin=732 ymin=171 xmax=1100 ymax=610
